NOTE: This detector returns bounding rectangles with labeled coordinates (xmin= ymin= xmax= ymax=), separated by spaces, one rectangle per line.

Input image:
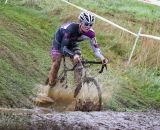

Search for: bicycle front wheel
xmin=74 ymin=77 xmax=102 ymax=111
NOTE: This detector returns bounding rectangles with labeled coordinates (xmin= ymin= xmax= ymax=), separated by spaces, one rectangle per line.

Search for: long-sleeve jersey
xmin=53 ymin=22 xmax=104 ymax=59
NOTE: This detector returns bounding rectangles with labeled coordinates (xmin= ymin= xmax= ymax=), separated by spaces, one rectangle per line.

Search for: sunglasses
xmin=83 ymin=22 xmax=93 ymax=27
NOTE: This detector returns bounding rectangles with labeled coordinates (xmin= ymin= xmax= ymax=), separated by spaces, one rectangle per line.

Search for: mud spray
xmin=33 ymin=66 xmax=118 ymax=111
xmin=33 ymin=84 xmax=76 ymax=112
xmin=33 ymin=83 xmax=103 ymax=111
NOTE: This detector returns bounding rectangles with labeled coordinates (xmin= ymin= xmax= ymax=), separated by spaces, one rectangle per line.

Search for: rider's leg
xmin=48 ymin=48 xmax=62 ymax=87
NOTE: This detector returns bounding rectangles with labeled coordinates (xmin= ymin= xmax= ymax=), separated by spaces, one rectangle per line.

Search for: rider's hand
xmin=73 ymin=54 xmax=81 ymax=64
xmin=101 ymin=58 xmax=108 ymax=65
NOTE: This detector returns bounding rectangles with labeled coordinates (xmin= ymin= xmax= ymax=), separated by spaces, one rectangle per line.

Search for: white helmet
xmin=78 ymin=11 xmax=95 ymax=26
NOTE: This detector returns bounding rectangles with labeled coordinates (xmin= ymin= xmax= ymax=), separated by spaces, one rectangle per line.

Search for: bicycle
xmin=45 ymin=56 xmax=107 ymax=111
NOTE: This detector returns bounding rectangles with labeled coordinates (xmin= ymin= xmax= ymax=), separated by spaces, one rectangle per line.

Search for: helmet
xmin=78 ymin=11 xmax=95 ymax=26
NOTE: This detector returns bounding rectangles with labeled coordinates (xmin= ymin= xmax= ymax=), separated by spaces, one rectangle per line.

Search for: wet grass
xmin=0 ymin=112 xmax=32 ymax=130
xmin=0 ymin=4 xmax=54 ymax=107
xmin=111 ymin=67 xmax=160 ymax=110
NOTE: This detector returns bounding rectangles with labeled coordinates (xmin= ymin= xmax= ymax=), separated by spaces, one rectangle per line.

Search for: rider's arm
xmin=90 ymin=37 xmax=105 ymax=60
xmin=62 ymin=46 xmax=75 ymax=57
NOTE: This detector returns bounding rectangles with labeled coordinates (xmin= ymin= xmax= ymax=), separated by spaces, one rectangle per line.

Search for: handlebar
xmin=81 ymin=59 xmax=107 ymax=73
xmin=65 ymin=59 xmax=107 ymax=73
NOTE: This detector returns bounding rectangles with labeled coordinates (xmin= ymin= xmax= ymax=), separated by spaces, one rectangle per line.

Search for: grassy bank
xmin=0 ymin=3 xmax=54 ymax=107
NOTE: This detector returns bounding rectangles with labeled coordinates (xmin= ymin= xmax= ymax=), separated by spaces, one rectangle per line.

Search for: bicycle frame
xmin=57 ymin=57 xmax=107 ymax=87
xmin=45 ymin=56 xmax=106 ymax=111
xmin=45 ymin=57 xmax=107 ymax=86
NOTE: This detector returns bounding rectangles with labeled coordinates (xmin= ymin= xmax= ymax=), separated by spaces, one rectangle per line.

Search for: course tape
xmin=140 ymin=34 xmax=160 ymax=40
xmin=61 ymin=0 xmax=160 ymax=41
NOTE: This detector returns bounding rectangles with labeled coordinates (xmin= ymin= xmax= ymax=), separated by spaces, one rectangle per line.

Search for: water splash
xmin=33 ymin=84 xmax=76 ymax=111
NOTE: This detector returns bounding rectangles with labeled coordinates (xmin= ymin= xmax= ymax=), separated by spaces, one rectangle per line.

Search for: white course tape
xmin=61 ymin=0 xmax=160 ymax=41
xmin=61 ymin=0 xmax=137 ymax=36
xmin=140 ymin=34 xmax=160 ymax=41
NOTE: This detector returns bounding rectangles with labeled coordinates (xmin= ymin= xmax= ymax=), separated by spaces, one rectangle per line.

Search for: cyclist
xmin=48 ymin=11 xmax=108 ymax=87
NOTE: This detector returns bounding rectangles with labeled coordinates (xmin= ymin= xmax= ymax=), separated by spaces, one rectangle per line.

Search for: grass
xmin=0 ymin=112 xmax=32 ymax=129
xmin=0 ymin=3 xmax=55 ymax=107
xmin=121 ymin=67 xmax=160 ymax=109
xmin=70 ymin=0 xmax=160 ymax=21
xmin=0 ymin=0 xmax=160 ymax=110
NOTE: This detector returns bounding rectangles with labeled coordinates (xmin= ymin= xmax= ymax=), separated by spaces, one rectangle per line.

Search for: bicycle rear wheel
xmin=74 ymin=77 xmax=102 ymax=111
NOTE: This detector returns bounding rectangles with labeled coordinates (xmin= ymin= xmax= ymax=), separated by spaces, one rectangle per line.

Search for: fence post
xmin=127 ymin=27 xmax=142 ymax=65
xmin=5 ymin=0 xmax=8 ymax=4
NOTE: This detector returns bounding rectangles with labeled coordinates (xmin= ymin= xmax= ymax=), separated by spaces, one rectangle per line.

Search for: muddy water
xmin=0 ymin=109 xmax=160 ymax=130
xmin=32 ymin=111 xmax=160 ymax=130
